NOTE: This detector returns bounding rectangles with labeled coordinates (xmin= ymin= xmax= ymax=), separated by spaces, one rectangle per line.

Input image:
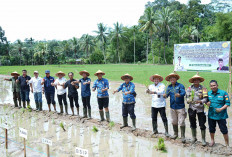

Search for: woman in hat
xmin=186 ymin=74 xmax=208 ymax=146
xmin=4 ymin=71 xmax=21 ymax=108
xmin=163 ymin=73 xmax=186 ymax=143
xmin=113 ymin=73 xmax=136 ymax=131
xmin=51 ymin=71 xmax=68 ymax=114
xmin=92 ymin=70 xmax=110 ymax=122
xmin=146 ymin=74 xmax=169 ymax=137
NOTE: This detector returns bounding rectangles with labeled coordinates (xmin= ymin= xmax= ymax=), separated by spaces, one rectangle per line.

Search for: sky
xmin=0 ymin=0 xmax=211 ymax=42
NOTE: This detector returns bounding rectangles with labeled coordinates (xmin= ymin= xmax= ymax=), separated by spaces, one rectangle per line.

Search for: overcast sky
xmin=0 ymin=0 xmax=211 ymax=42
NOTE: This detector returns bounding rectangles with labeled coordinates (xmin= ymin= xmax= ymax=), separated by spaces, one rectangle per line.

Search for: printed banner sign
xmin=42 ymin=138 xmax=52 ymax=146
xmin=174 ymin=41 xmax=231 ymax=73
xmin=19 ymin=127 xmax=27 ymax=139
xmin=75 ymin=147 xmax=88 ymax=157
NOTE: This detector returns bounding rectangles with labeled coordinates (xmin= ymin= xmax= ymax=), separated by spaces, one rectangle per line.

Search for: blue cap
xmin=45 ymin=70 xmax=50 ymax=74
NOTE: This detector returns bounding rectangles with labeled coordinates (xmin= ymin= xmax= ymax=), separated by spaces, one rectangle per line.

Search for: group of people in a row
xmin=4 ymin=70 xmax=230 ymax=147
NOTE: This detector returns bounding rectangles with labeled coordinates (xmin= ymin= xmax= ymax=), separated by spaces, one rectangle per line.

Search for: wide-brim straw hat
xmin=165 ymin=73 xmax=180 ymax=81
xmin=55 ymin=71 xmax=65 ymax=77
xmin=149 ymin=74 xmax=163 ymax=82
xmin=79 ymin=70 xmax=90 ymax=76
xmin=121 ymin=73 xmax=133 ymax=81
xmin=11 ymin=71 xmax=20 ymax=76
xmin=94 ymin=70 xmax=105 ymax=76
xmin=189 ymin=74 xmax=204 ymax=83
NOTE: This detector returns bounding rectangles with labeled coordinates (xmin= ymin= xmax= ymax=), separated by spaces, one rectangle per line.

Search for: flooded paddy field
xmin=0 ymin=75 xmax=232 ymax=157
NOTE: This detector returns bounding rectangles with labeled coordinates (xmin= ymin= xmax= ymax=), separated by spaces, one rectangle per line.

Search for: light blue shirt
xmin=117 ymin=82 xmax=135 ymax=104
xmin=92 ymin=78 xmax=109 ymax=98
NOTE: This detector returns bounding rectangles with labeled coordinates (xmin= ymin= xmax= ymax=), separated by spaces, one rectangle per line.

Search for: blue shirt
xmin=79 ymin=77 xmax=91 ymax=97
xmin=43 ymin=76 xmax=55 ymax=94
xmin=92 ymin=78 xmax=109 ymax=98
xmin=117 ymin=82 xmax=135 ymax=104
xmin=166 ymin=82 xmax=185 ymax=109
xmin=18 ymin=75 xmax=31 ymax=92
xmin=208 ymin=89 xmax=230 ymax=120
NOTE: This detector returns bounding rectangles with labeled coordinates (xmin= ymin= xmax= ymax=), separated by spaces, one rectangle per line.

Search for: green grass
xmin=0 ymin=64 xmax=230 ymax=91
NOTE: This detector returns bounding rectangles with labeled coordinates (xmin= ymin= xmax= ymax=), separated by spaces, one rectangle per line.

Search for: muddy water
xmin=0 ymin=75 xmax=231 ymax=156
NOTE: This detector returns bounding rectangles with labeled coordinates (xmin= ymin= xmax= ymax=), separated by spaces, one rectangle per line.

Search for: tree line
xmin=0 ymin=0 xmax=231 ymax=66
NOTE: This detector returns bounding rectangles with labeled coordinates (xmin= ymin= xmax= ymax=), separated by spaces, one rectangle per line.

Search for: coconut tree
xmin=34 ymin=42 xmax=48 ymax=65
xmin=16 ymin=39 xmax=25 ymax=66
xmin=132 ymin=26 xmax=137 ymax=64
xmin=94 ymin=23 xmax=108 ymax=64
xmin=25 ymin=37 xmax=35 ymax=65
xmin=79 ymin=34 xmax=95 ymax=57
xmin=139 ymin=7 xmax=157 ymax=64
xmin=71 ymin=37 xmax=79 ymax=59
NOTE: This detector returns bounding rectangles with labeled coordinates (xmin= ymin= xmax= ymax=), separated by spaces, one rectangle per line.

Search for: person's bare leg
xmin=71 ymin=107 xmax=74 ymax=116
xmin=223 ymin=134 xmax=229 ymax=146
xmin=48 ymin=104 xmax=51 ymax=112
xmin=209 ymin=133 xmax=215 ymax=147
xmin=105 ymin=107 xmax=109 ymax=112
xmin=53 ymin=104 xmax=56 ymax=112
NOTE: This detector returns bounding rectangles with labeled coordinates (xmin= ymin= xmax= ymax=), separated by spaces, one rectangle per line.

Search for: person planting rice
xmin=113 ymin=73 xmax=136 ymax=131
xmin=16 ymin=70 xmax=31 ymax=109
xmin=163 ymin=73 xmax=186 ymax=143
xmin=29 ymin=71 xmax=44 ymax=111
xmin=41 ymin=70 xmax=56 ymax=112
xmin=63 ymin=72 xmax=80 ymax=116
xmin=51 ymin=71 xmax=68 ymax=115
xmin=146 ymin=74 xmax=169 ymax=137
xmin=4 ymin=71 xmax=21 ymax=108
xmin=186 ymin=74 xmax=208 ymax=146
xmin=92 ymin=70 xmax=110 ymax=122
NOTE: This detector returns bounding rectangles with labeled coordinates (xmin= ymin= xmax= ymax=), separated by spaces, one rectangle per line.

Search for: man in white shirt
xmin=29 ymin=71 xmax=44 ymax=111
xmin=52 ymin=71 xmax=68 ymax=114
xmin=146 ymin=74 xmax=169 ymax=137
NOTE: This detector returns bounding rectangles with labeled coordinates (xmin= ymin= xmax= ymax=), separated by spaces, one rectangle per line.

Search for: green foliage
xmin=155 ymin=137 xmax=167 ymax=152
xmin=89 ymin=50 xmax=104 ymax=64
xmin=109 ymin=121 xmax=115 ymax=129
xmin=92 ymin=125 xmax=99 ymax=133
xmin=60 ymin=122 xmax=66 ymax=131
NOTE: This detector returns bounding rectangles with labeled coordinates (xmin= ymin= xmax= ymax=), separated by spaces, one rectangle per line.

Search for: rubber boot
xmin=14 ymin=100 xmax=18 ymax=108
xmin=87 ymin=108 xmax=91 ymax=119
xmin=164 ymin=122 xmax=170 ymax=137
xmin=26 ymin=101 xmax=31 ymax=109
xmin=76 ymin=108 xmax=79 ymax=117
xmin=191 ymin=128 xmax=197 ymax=144
xmin=171 ymin=125 xmax=178 ymax=139
xmin=132 ymin=119 xmax=136 ymax=131
xmin=35 ymin=102 xmax=39 ymax=111
xmin=39 ymin=102 xmax=42 ymax=111
xmin=152 ymin=121 xmax=158 ymax=134
xmin=201 ymin=129 xmax=207 ymax=146
xmin=105 ymin=111 xmax=110 ymax=122
xmin=180 ymin=126 xmax=186 ymax=143
xmin=120 ymin=117 xmax=128 ymax=129
xmin=18 ymin=100 xmax=22 ymax=108
xmin=71 ymin=107 xmax=74 ymax=116
xmin=60 ymin=105 xmax=64 ymax=114
xmin=99 ymin=110 xmax=105 ymax=121
xmin=65 ymin=105 xmax=68 ymax=115
xmin=82 ymin=108 xmax=87 ymax=118
xmin=22 ymin=101 xmax=26 ymax=108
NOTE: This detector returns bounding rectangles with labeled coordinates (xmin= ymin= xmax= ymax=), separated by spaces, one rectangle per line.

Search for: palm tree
xmin=139 ymin=7 xmax=157 ymax=64
xmin=94 ymin=23 xmax=108 ymax=64
xmin=16 ymin=39 xmax=24 ymax=66
xmin=132 ymin=26 xmax=136 ymax=64
xmin=71 ymin=37 xmax=79 ymax=59
xmin=155 ymin=7 xmax=174 ymax=64
xmin=111 ymin=22 xmax=126 ymax=63
xmin=79 ymin=34 xmax=95 ymax=57
xmin=34 ymin=42 xmax=48 ymax=65
xmin=25 ymin=37 xmax=35 ymax=65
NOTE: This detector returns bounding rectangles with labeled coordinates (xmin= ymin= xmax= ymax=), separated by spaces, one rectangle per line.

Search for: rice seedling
xmin=191 ymin=90 xmax=195 ymax=101
xmin=109 ymin=121 xmax=115 ymax=129
xmin=60 ymin=122 xmax=66 ymax=131
xmin=154 ymin=137 xmax=167 ymax=153
xmin=92 ymin=126 xmax=98 ymax=133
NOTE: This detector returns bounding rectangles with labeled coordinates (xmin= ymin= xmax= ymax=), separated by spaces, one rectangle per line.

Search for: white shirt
xmin=54 ymin=77 xmax=66 ymax=95
xmin=29 ymin=77 xmax=44 ymax=93
xmin=148 ymin=82 xmax=166 ymax=108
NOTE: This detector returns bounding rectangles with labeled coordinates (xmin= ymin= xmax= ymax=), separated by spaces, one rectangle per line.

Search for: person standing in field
xmin=52 ymin=71 xmax=68 ymax=115
xmin=146 ymin=74 xmax=169 ymax=137
xmin=63 ymin=72 xmax=80 ymax=116
xmin=186 ymin=74 xmax=208 ymax=146
xmin=29 ymin=71 xmax=44 ymax=111
xmin=92 ymin=70 xmax=110 ymax=122
xmin=41 ymin=70 xmax=56 ymax=112
xmin=4 ymin=71 xmax=21 ymax=108
xmin=206 ymin=80 xmax=230 ymax=147
xmin=113 ymin=73 xmax=136 ymax=131
xmin=163 ymin=73 xmax=186 ymax=143
xmin=16 ymin=70 xmax=31 ymax=109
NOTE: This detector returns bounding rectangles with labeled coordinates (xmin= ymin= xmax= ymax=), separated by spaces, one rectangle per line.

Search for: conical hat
xmin=189 ymin=74 xmax=204 ymax=83
xmin=94 ymin=70 xmax=105 ymax=76
xmin=149 ymin=74 xmax=163 ymax=82
xmin=55 ymin=71 xmax=65 ymax=77
xmin=121 ymin=73 xmax=133 ymax=81
xmin=79 ymin=70 xmax=90 ymax=76
xmin=165 ymin=73 xmax=180 ymax=81
xmin=11 ymin=71 xmax=20 ymax=76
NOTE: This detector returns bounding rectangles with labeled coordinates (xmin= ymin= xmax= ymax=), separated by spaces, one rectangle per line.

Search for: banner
xmin=174 ymin=41 xmax=231 ymax=73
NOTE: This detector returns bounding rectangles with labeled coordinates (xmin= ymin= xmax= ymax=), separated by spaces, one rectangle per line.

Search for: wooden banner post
xmin=5 ymin=128 xmax=8 ymax=149
xmin=19 ymin=127 xmax=27 ymax=157
xmin=23 ymin=138 xmax=26 ymax=157
xmin=42 ymin=138 xmax=52 ymax=157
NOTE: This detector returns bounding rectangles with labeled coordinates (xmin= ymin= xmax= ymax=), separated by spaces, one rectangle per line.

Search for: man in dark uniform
xmin=217 ymin=58 xmax=229 ymax=71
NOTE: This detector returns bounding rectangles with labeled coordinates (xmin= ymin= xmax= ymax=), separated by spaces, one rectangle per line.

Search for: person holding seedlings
xmin=29 ymin=71 xmax=44 ymax=111
xmin=113 ymin=73 xmax=136 ymax=131
xmin=186 ymin=74 xmax=208 ymax=146
xmin=4 ymin=71 xmax=21 ymax=108
xmin=206 ymin=80 xmax=230 ymax=147
xmin=163 ymin=73 xmax=186 ymax=143
xmin=146 ymin=74 xmax=169 ymax=137
xmin=41 ymin=70 xmax=56 ymax=112
xmin=16 ymin=70 xmax=31 ymax=108
xmin=92 ymin=70 xmax=110 ymax=122
xmin=51 ymin=71 xmax=68 ymax=114
xmin=63 ymin=72 xmax=79 ymax=116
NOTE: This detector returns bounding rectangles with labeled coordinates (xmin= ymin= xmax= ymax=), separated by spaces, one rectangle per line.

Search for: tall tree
xmin=80 ymin=34 xmax=95 ymax=57
xmin=16 ymin=40 xmax=25 ymax=66
xmin=71 ymin=37 xmax=79 ymax=59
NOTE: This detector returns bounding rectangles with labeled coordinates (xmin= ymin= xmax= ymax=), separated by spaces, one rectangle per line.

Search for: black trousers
xmin=122 ymin=103 xmax=136 ymax=119
xmin=97 ymin=97 xmax=109 ymax=110
xmin=188 ymin=108 xmax=206 ymax=130
xmin=151 ymin=107 xmax=167 ymax=123
xmin=82 ymin=96 xmax=91 ymax=109
xmin=68 ymin=94 xmax=79 ymax=108
xmin=208 ymin=117 xmax=228 ymax=134
xmin=57 ymin=93 xmax=67 ymax=106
